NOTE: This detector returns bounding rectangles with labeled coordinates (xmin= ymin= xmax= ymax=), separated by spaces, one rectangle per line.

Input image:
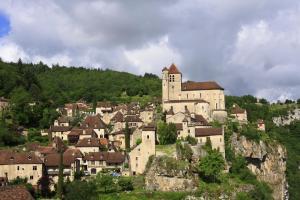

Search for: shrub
xmin=118 ymin=177 xmax=133 ymax=191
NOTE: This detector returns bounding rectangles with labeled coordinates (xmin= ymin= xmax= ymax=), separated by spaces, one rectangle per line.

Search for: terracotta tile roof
xmin=231 ymin=105 xmax=246 ymax=114
xmin=82 ymin=114 xmax=107 ymax=129
xmin=111 ymin=111 xmax=124 ymax=122
xmin=182 ymin=81 xmax=224 ymax=91
xmin=99 ymin=138 xmax=109 ymax=146
xmin=142 ymin=124 xmax=156 ymax=131
xmin=75 ymin=138 xmax=102 ymax=147
xmin=195 ymin=128 xmax=222 ymax=137
xmin=124 ymin=115 xmax=143 ymax=123
xmin=175 ymin=123 xmax=183 ymax=130
xmin=84 ymin=152 xmax=125 ymax=164
xmin=168 ymin=63 xmax=181 ymax=74
xmin=0 ymin=150 xmax=43 ymax=165
xmin=0 ymin=186 xmax=34 ymax=200
xmin=192 ymin=114 xmax=209 ymax=126
xmin=165 ymin=99 xmax=208 ymax=104
xmin=110 ymin=130 xmax=124 ymax=136
xmin=44 ymin=151 xmax=82 ymax=167
xmin=50 ymin=126 xmax=72 ymax=132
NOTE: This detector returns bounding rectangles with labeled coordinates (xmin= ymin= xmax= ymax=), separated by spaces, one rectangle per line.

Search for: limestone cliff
xmin=145 ymin=156 xmax=198 ymax=192
xmin=273 ymin=108 xmax=300 ymax=126
xmin=230 ymin=133 xmax=287 ymax=200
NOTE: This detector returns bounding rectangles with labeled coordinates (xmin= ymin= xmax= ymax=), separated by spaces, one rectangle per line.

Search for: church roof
xmin=168 ymin=63 xmax=181 ymax=74
xmin=182 ymin=81 xmax=224 ymax=91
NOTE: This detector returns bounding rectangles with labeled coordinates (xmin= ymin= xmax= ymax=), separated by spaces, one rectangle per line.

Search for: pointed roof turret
xmin=168 ymin=63 xmax=181 ymax=74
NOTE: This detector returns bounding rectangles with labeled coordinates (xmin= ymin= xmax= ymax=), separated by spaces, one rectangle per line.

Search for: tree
xmin=118 ymin=177 xmax=133 ymax=191
xmin=56 ymin=147 xmax=65 ymax=199
xmin=198 ymin=149 xmax=225 ymax=182
xmin=37 ymin=175 xmax=53 ymax=197
xmin=65 ymin=180 xmax=97 ymax=200
xmin=94 ymin=173 xmax=116 ymax=193
xmin=157 ymin=122 xmax=177 ymax=145
xmin=125 ymin=122 xmax=131 ymax=151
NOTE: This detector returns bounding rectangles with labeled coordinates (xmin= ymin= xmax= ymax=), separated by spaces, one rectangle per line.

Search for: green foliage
xmin=157 ymin=122 xmax=177 ymax=145
xmin=125 ymin=122 xmax=131 ymax=151
xmin=0 ymin=120 xmax=25 ymax=146
xmin=176 ymin=142 xmax=193 ymax=162
xmin=118 ymin=177 xmax=134 ymax=191
xmin=94 ymin=173 xmax=116 ymax=193
xmin=185 ymin=135 xmax=197 ymax=145
xmin=135 ymin=138 xmax=142 ymax=146
xmin=65 ymin=180 xmax=97 ymax=200
xmin=249 ymin=182 xmax=273 ymax=200
xmin=197 ymin=149 xmax=225 ymax=183
xmin=37 ymin=175 xmax=53 ymax=198
xmin=27 ymin=128 xmax=48 ymax=144
xmin=56 ymin=151 xmax=64 ymax=199
xmin=236 ymin=192 xmax=252 ymax=200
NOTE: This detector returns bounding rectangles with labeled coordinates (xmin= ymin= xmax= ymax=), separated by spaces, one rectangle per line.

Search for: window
xmin=172 ymin=75 xmax=175 ymax=82
xmin=147 ymin=135 xmax=149 ymax=139
xmin=91 ymin=161 xmax=95 ymax=165
xmin=220 ymin=138 xmax=222 ymax=142
xmin=30 ymin=176 xmax=33 ymax=180
xmin=216 ymin=103 xmax=218 ymax=109
xmin=91 ymin=168 xmax=97 ymax=174
xmin=136 ymin=157 xmax=138 ymax=160
xmin=185 ymin=105 xmax=187 ymax=109
xmin=33 ymin=166 xmax=37 ymax=170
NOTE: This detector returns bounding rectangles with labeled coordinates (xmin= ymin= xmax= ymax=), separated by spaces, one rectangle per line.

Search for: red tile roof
xmin=111 ymin=111 xmax=124 ymax=122
xmin=0 ymin=186 xmax=34 ymax=200
xmin=182 ymin=81 xmax=224 ymax=91
xmin=82 ymin=114 xmax=107 ymax=129
xmin=165 ymin=99 xmax=208 ymax=104
xmin=175 ymin=123 xmax=183 ymax=131
xmin=231 ymin=105 xmax=246 ymax=114
xmin=0 ymin=151 xmax=43 ymax=165
xmin=168 ymin=63 xmax=181 ymax=74
xmin=195 ymin=128 xmax=222 ymax=137
xmin=84 ymin=152 xmax=125 ymax=164
xmin=124 ymin=115 xmax=143 ymax=123
xmin=75 ymin=138 xmax=102 ymax=147
xmin=192 ymin=114 xmax=209 ymax=126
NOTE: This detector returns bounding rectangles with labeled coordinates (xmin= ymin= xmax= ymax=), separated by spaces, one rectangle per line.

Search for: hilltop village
xmin=0 ymin=64 xmax=231 ymax=185
xmin=0 ymin=63 xmax=291 ymax=200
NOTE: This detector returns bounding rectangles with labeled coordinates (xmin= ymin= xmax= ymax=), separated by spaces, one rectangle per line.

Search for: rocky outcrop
xmin=231 ymin=133 xmax=287 ymax=200
xmin=145 ymin=156 xmax=198 ymax=192
xmin=273 ymin=108 xmax=300 ymax=126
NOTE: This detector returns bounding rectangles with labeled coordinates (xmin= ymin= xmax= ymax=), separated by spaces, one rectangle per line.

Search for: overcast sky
xmin=0 ymin=0 xmax=300 ymax=101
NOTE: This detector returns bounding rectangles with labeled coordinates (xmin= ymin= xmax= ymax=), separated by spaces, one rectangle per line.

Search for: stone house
xmin=82 ymin=152 xmax=125 ymax=175
xmin=193 ymin=127 xmax=225 ymax=157
xmin=230 ymin=104 xmax=248 ymax=124
xmin=109 ymin=128 xmax=142 ymax=150
xmin=129 ymin=125 xmax=156 ymax=175
xmin=75 ymin=138 xmax=107 ymax=154
xmin=49 ymin=125 xmax=72 ymax=141
xmin=54 ymin=116 xmax=70 ymax=127
xmin=0 ymin=150 xmax=43 ymax=186
xmin=257 ymin=119 xmax=266 ymax=131
xmin=44 ymin=148 xmax=82 ymax=185
xmin=67 ymin=128 xmax=98 ymax=145
xmin=81 ymin=114 xmax=107 ymax=138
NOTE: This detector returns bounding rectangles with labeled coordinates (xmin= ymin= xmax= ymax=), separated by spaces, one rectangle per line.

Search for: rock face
xmin=145 ymin=156 xmax=198 ymax=192
xmin=231 ymin=133 xmax=287 ymax=200
xmin=273 ymin=108 xmax=300 ymax=126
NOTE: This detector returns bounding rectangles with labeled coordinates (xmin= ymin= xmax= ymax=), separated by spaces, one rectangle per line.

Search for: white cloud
xmin=124 ymin=35 xmax=182 ymax=75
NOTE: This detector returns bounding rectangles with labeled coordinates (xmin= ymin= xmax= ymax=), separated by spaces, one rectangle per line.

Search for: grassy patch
xmin=156 ymin=144 xmax=176 ymax=156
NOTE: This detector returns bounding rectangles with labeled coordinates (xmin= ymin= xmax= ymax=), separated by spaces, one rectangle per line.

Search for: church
xmin=162 ymin=64 xmax=226 ymax=157
xmin=162 ymin=64 xmax=227 ymax=122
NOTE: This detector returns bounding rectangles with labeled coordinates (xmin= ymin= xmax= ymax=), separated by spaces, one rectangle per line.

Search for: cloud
xmin=0 ymin=0 xmax=300 ymax=101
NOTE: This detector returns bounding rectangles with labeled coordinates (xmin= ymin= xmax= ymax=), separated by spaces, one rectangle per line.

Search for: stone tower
xmin=162 ymin=67 xmax=169 ymax=102
xmin=167 ymin=63 xmax=182 ymax=100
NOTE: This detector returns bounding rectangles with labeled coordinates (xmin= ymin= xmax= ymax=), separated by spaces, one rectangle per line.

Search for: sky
xmin=0 ymin=0 xmax=300 ymax=101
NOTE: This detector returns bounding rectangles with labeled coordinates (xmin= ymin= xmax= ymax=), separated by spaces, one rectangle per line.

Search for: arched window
xmin=172 ymin=75 xmax=175 ymax=82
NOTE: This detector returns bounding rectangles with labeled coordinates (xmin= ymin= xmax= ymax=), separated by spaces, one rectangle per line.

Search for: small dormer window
xmin=28 ymin=156 xmax=32 ymax=160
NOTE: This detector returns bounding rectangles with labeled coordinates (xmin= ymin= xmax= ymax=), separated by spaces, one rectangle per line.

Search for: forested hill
xmin=0 ymin=59 xmax=161 ymax=106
